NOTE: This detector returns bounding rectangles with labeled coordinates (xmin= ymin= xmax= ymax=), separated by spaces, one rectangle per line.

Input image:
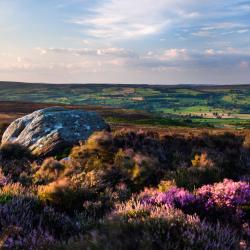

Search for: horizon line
xmin=0 ymin=81 xmax=249 ymax=87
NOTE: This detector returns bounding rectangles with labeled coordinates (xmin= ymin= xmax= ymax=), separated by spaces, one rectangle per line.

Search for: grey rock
xmin=1 ymin=107 xmax=110 ymax=156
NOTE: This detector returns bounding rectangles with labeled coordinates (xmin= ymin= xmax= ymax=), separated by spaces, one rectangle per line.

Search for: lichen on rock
xmin=1 ymin=107 xmax=110 ymax=156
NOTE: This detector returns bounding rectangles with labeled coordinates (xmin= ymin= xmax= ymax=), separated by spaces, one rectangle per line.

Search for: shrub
xmin=157 ymin=180 xmax=176 ymax=192
xmin=0 ymin=183 xmax=31 ymax=205
xmin=0 ymin=197 xmax=80 ymax=249
xmin=140 ymin=179 xmax=250 ymax=225
xmin=33 ymin=158 xmax=65 ymax=185
xmin=1 ymin=227 xmax=55 ymax=250
xmin=114 ymin=129 xmax=167 ymax=164
xmin=41 ymin=206 xmax=79 ymax=239
xmin=69 ymin=132 xmax=114 ymax=179
xmin=67 ymin=130 xmax=166 ymax=193
xmin=0 ymin=144 xmax=34 ymax=183
xmin=59 ymin=201 xmax=240 ymax=250
xmin=0 ymin=129 xmax=249 ymax=249
xmin=162 ymin=132 xmax=247 ymax=180
xmin=38 ymin=178 xmax=85 ymax=211
xmin=165 ymin=166 xmax=221 ymax=190
xmin=74 ymin=202 xmax=106 ymax=233
xmin=70 ymin=131 xmax=114 ymax=161
xmin=0 ymin=143 xmax=33 ymax=160
xmin=0 ymin=197 xmax=55 ymax=250
xmin=139 ymin=186 xmax=196 ymax=215
xmin=0 ymin=158 xmax=33 ymax=184
xmin=191 ymin=153 xmax=214 ymax=168
xmin=195 ymin=179 xmax=250 ymax=223
xmin=114 ymin=149 xmax=161 ymax=190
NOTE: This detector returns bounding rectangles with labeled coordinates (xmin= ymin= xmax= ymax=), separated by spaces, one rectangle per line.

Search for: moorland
xmin=1 ymin=81 xmax=250 ymax=129
xmin=0 ymin=82 xmax=249 ymax=249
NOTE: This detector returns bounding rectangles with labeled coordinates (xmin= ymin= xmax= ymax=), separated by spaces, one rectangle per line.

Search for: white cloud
xmin=237 ymin=29 xmax=248 ymax=34
xmin=37 ymin=47 xmax=137 ymax=58
xmin=192 ymin=22 xmax=249 ymax=37
xmin=15 ymin=46 xmax=248 ymax=75
xmin=129 ymin=47 xmax=250 ymax=71
xmin=81 ymin=39 xmax=90 ymax=45
xmin=192 ymin=30 xmax=211 ymax=37
xmin=71 ymin=0 xmax=201 ymax=40
xmin=177 ymin=10 xmax=200 ymax=19
xmin=145 ymin=49 xmax=188 ymax=61
xmin=36 ymin=47 xmax=47 ymax=55
xmin=204 ymin=47 xmax=250 ymax=56
xmin=201 ymin=22 xmax=247 ymax=31
xmin=96 ymin=47 xmax=136 ymax=57
xmin=42 ymin=47 xmax=97 ymax=56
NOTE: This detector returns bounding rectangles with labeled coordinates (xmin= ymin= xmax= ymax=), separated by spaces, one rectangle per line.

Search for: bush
xmin=0 ymin=183 xmax=32 ymax=205
xmin=2 ymin=227 xmax=55 ymax=250
xmin=0 ymin=144 xmax=34 ymax=183
xmin=0 ymin=197 xmax=55 ymax=250
xmin=165 ymin=166 xmax=221 ymax=190
xmin=157 ymin=180 xmax=176 ymax=192
xmin=41 ymin=206 xmax=79 ymax=239
xmin=68 ymin=130 xmax=167 ymax=193
xmin=33 ymin=158 xmax=65 ymax=185
xmin=140 ymin=179 xmax=250 ymax=225
xmin=0 ymin=143 xmax=33 ymax=160
xmin=56 ymin=201 xmax=240 ymax=250
xmin=38 ymin=178 xmax=85 ymax=211
xmin=0 ymin=196 xmax=80 ymax=249
xmin=0 ymin=129 xmax=249 ymax=249
xmin=191 ymin=153 xmax=214 ymax=168
xmin=0 ymin=159 xmax=33 ymax=184
xmin=162 ymin=132 xmax=248 ymax=180
xmin=114 ymin=149 xmax=161 ymax=190
xmin=195 ymin=179 xmax=250 ymax=223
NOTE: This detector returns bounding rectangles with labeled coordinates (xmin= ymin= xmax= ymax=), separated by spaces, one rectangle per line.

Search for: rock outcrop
xmin=1 ymin=107 xmax=110 ymax=156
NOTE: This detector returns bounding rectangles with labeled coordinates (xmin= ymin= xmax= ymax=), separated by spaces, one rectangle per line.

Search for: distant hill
xmin=0 ymin=81 xmax=249 ymax=112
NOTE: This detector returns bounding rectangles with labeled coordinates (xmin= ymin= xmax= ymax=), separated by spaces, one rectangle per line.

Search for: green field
xmin=0 ymin=82 xmax=250 ymax=128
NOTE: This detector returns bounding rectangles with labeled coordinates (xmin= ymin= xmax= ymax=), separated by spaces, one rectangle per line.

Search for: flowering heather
xmin=0 ymin=130 xmax=249 ymax=249
xmin=93 ymin=200 xmax=241 ymax=250
xmin=140 ymin=187 xmax=195 ymax=208
xmin=0 ymin=196 xmax=80 ymax=249
xmin=195 ymin=179 xmax=250 ymax=224
xmin=0 ymin=197 xmax=54 ymax=250
xmin=140 ymin=179 xmax=250 ymax=225
xmin=196 ymin=179 xmax=250 ymax=210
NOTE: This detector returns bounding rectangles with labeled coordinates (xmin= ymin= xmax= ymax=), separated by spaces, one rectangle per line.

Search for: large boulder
xmin=1 ymin=107 xmax=110 ymax=156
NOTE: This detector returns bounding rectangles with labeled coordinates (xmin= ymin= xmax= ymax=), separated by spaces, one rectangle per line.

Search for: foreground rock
xmin=1 ymin=107 xmax=110 ymax=156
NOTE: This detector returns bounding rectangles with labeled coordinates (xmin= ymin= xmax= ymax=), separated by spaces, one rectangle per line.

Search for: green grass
xmin=0 ymin=82 xmax=250 ymax=128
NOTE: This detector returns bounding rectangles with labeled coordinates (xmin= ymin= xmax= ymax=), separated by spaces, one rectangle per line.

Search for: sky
xmin=0 ymin=0 xmax=250 ymax=84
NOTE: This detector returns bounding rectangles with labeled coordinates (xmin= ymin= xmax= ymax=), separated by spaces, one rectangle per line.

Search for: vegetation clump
xmin=33 ymin=158 xmax=65 ymax=185
xmin=0 ymin=128 xmax=249 ymax=249
xmin=0 ymin=143 xmax=34 ymax=184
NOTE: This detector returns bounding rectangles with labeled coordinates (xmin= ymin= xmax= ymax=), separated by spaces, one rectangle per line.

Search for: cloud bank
xmin=0 ymin=0 xmax=249 ymax=83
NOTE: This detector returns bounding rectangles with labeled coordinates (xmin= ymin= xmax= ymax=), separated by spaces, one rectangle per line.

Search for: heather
xmin=55 ymin=202 xmax=240 ymax=250
xmin=140 ymin=180 xmax=250 ymax=227
xmin=0 ymin=129 xmax=249 ymax=249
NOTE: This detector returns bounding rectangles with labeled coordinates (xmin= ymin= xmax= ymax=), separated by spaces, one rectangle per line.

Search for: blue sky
xmin=0 ymin=0 xmax=250 ymax=84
